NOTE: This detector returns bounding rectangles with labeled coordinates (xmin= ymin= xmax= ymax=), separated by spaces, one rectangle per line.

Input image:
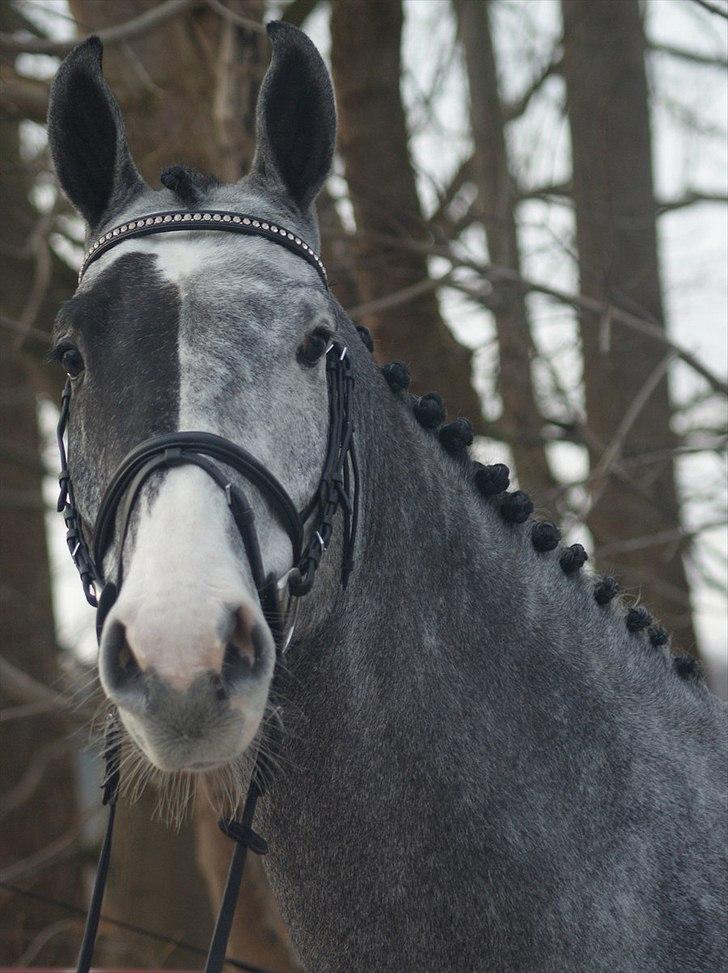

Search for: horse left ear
xmin=250 ymin=22 xmax=336 ymax=211
xmin=48 ymin=36 xmax=146 ymax=229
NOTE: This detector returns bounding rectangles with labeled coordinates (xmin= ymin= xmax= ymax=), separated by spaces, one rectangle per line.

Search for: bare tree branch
xmin=0 ymin=827 xmax=80 ymax=885
xmin=689 ymin=0 xmax=728 ymax=20
xmin=0 ymin=740 xmax=70 ymax=820
xmin=503 ymin=52 xmax=563 ymax=122
xmin=649 ymin=40 xmax=728 ymax=69
xmin=587 ymin=352 xmax=678 ymax=513
xmin=204 ymin=0 xmax=266 ymax=33
xmin=16 ymin=918 xmax=78 ymax=966
xmin=14 ymin=209 xmax=55 ymax=350
xmin=515 ymin=183 xmax=728 ymax=213
xmin=0 ymin=655 xmax=70 ymax=713
xmin=429 ymin=156 xmax=473 ymax=228
xmin=0 ymin=312 xmax=49 ymax=349
xmin=427 ymin=49 xmax=563 ymax=224
xmin=0 ymin=0 xmax=196 ymax=56
xmin=542 ymin=439 xmax=728 ymax=504
xmin=478 ymin=267 xmax=728 ymax=397
xmin=335 ymin=224 xmax=728 ymax=399
xmin=596 ymin=519 xmax=728 ymax=557
xmin=346 ymin=274 xmax=447 ymax=319
xmin=515 ymin=180 xmax=572 ymax=202
xmin=655 ymin=189 xmax=728 ymax=213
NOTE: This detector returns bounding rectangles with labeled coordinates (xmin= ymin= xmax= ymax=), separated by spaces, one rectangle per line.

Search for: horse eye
xmin=297 ymin=329 xmax=331 ymax=367
xmin=61 ymin=347 xmax=85 ymax=378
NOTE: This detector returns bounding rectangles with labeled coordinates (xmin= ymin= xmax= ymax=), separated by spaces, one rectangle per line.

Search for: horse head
xmin=48 ymin=24 xmax=344 ymax=781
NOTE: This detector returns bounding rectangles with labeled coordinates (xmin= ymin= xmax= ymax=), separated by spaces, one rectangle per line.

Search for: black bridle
xmin=56 ymin=211 xmax=358 ymax=973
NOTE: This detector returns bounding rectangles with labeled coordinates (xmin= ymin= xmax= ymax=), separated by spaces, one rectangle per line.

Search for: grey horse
xmin=47 ymin=22 xmax=727 ymax=973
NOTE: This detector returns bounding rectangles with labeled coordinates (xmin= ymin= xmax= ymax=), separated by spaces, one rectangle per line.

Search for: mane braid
xmin=360 ymin=328 xmax=708 ymax=691
xmin=160 ymin=165 xmax=220 ymax=207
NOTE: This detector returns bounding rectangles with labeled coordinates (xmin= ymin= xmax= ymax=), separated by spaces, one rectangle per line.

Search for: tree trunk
xmin=330 ymin=0 xmax=483 ymax=422
xmin=62 ymin=3 xmax=300 ymax=966
xmin=318 ymin=187 xmax=360 ymax=312
xmin=69 ymin=0 xmax=267 ymax=179
xmin=455 ymin=0 xmax=555 ymax=496
xmin=0 ymin=5 xmax=80 ymax=956
xmin=561 ymin=0 xmax=697 ymax=650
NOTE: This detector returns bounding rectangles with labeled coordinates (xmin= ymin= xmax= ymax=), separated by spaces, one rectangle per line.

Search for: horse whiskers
xmin=81 ymin=700 xmax=290 ymax=827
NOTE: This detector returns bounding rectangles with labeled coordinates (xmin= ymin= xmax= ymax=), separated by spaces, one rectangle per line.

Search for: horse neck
xmin=258 ymin=325 xmax=726 ymax=971
xmin=278 ymin=321 xmax=710 ymax=767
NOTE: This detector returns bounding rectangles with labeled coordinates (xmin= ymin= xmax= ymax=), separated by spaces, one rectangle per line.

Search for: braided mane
xmin=355 ymin=323 xmax=703 ymax=689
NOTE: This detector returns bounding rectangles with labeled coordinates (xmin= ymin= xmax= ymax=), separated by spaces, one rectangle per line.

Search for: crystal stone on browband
xmin=79 ymin=209 xmax=328 ymax=286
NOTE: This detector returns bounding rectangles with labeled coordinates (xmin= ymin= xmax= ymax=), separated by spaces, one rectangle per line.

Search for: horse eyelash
xmin=47 ymin=343 xmax=70 ymax=365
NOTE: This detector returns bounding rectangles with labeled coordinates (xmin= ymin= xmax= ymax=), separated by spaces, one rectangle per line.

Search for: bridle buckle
xmin=275 ymin=566 xmax=301 ymax=654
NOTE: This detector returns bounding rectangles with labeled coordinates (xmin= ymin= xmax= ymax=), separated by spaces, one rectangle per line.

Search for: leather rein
xmin=55 ymin=210 xmax=358 ymax=973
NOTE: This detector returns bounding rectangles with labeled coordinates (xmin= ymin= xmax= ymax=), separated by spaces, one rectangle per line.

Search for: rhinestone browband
xmin=79 ymin=209 xmax=328 ymax=286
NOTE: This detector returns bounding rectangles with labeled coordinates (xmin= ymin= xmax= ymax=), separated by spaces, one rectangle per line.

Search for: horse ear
xmin=251 ymin=22 xmax=336 ymax=210
xmin=48 ymin=37 xmax=145 ymax=229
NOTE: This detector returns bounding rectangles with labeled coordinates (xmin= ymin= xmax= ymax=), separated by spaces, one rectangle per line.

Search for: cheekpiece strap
xmin=79 ymin=210 xmax=328 ymax=288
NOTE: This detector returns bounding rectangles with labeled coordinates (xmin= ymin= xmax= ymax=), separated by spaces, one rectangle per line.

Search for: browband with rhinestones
xmin=79 ymin=210 xmax=328 ymax=287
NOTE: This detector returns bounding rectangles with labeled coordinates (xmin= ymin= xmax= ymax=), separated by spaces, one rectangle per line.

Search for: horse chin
xmin=117 ymin=702 xmax=263 ymax=777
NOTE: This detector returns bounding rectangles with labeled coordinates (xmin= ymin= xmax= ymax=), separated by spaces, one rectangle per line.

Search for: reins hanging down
xmin=56 ymin=211 xmax=358 ymax=973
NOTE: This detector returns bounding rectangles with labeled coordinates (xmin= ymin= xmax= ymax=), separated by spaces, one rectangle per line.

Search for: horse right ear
xmin=250 ymin=22 xmax=335 ymax=212
xmin=48 ymin=37 xmax=145 ymax=229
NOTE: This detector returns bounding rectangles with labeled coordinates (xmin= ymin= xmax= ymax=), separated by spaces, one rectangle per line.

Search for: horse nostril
xmin=220 ymin=607 xmax=259 ymax=691
xmin=102 ymin=619 xmax=142 ymax=695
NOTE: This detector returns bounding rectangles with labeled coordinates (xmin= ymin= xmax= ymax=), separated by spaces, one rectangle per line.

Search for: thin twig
xmin=649 ymin=40 xmax=728 ymax=69
xmin=351 ymin=232 xmax=728 ymax=397
xmin=0 ymin=880 xmax=282 ymax=973
xmin=346 ymin=273 xmax=449 ymax=318
xmin=503 ymin=52 xmax=563 ymax=121
xmin=0 ymin=311 xmax=50 ymax=347
xmin=14 ymin=209 xmax=55 ymax=351
xmin=515 ymin=183 xmax=728 ymax=213
xmin=0 ymin=0 xmax=196 ymax=55
xmin=0 ymin=699 xmax=69 ymax=723
xmin=205 ymin=0 xmax=267 ymax=33
xmin=0 ymin=739 xmax=70 ymax=820
xmin=0 ymin=655 xmax=71 ymax=712
xmin=541 ymin=438 xmax=728 ymax=503
xmin=16 ymin=919 xmax=78 ymax=965
xmin=0 ymin=828 xmax=80 ymax=885
xmin=596 ymin=519 xmax=727 ymax=557
xmin=588 ymin=352 xmax=678 ymax=505
xmin=655 ymin=189 xmax=728 ymax=214
xmin=690 ymin=0 xmax=728 ymax=20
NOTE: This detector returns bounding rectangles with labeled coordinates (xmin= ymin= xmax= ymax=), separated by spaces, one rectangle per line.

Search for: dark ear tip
xmin=85 ymin=34 xmax=103 ymax=55
xmin=267 ymin=20 xmax=310 ymax=48
xmin=65 ymin=34 xmax=103 ymax=68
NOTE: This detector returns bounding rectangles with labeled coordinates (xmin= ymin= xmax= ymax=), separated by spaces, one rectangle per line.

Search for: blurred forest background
xmin=1 ymin=0 xmax=726 ymax=966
